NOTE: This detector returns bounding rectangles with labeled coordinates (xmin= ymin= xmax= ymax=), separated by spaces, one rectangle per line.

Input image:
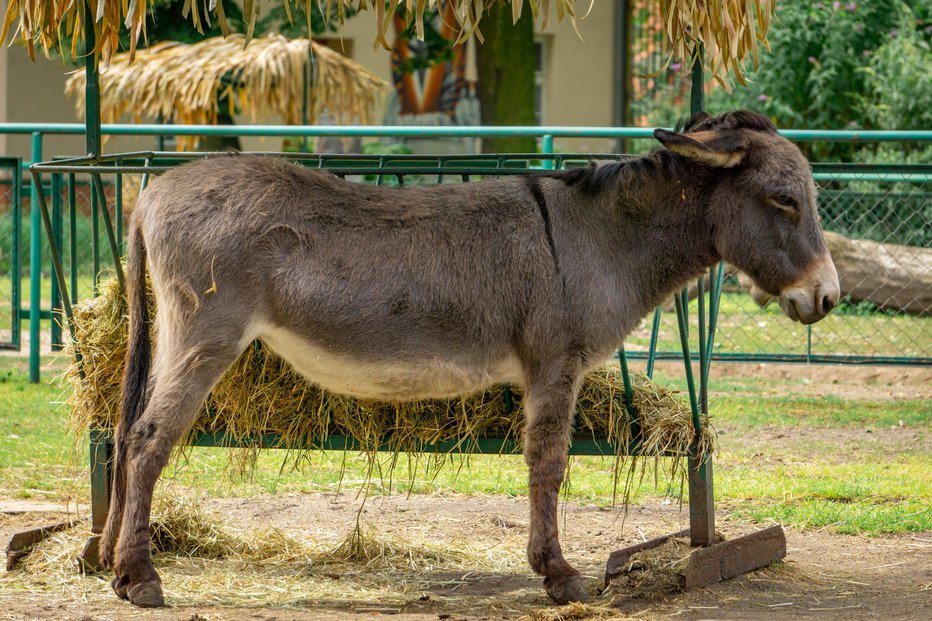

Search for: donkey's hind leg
xmin=110 ymin=318 xmax=250 ymax=607
xmin=523 ymin=363 xmax=589 ymax=604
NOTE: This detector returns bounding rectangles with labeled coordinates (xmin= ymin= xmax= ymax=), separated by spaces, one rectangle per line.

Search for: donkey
xmin=100 ymin=111 xmax=839 ymax=607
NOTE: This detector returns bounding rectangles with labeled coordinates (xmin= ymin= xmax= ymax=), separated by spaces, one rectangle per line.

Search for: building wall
xmin=330 ymin=3 xmax=618 ymax=153
xmin=0 ymin=44 xmax=154 ymax=161
xmin=1 ymin=4 xmax=618 ymax=159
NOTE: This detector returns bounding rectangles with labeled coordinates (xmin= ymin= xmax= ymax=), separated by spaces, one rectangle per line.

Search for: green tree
xmin=707 ymin=0 xmax=930 ymax=159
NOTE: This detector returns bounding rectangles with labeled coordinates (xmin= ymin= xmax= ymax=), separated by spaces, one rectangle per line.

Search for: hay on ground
xmin=602 ymin=536 xmax=721 ymax=602
xmin=526 ymin=602 xmax=627 ymax=621
xmin=8 ymin=494 xmax=520 ymax=608
xmin=66 ymin=276 xmax=715 ymax=481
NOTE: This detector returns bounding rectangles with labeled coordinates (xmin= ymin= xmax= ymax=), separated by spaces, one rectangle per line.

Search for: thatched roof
xmin=65 ymin=34 xmax=389 ymax=140
xmin=5 ymin=1 xmax=775 ymax=86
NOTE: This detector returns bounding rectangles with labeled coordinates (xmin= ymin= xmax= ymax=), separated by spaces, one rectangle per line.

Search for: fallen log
xmin=823 ymin=232 xmax=931 ymax=316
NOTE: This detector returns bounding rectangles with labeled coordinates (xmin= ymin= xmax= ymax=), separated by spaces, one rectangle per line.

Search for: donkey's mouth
xmin=777 ymin=253 xmax=841 ymax=325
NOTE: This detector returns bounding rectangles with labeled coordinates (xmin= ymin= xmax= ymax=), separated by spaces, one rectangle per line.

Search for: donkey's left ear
xmin=653 ymin=128 xmax=750 ymax=168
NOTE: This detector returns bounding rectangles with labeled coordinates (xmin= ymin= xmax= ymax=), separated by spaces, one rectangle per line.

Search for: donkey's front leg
xmin=523 ymin=366 xmax=589 ymax=604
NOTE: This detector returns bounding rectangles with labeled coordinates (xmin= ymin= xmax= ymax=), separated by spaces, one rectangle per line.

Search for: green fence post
xmin=28 ymin=132 xmax=42 ymax=383
xmin=686 ymin=47 xmax=716 ymax=547
xmin=68 ymin=174 xmax=77 ymax=306
xmin=84 ymin=19 xmax=101 ymax=159
xmin=50 ymin=173 xmax=63 ymax=351
xmin=541 ymin=134 xmax=554 ymax=170
xmin=11 ymin=159 xmax=22 ymax=350
xmin=89 ymin=429 xmax=113 ymax=534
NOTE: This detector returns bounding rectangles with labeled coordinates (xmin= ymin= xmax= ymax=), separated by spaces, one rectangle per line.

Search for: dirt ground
xmin=1 ymin=493 xmax=930 ymax=621
xmin=1 ymin=362 xmax=929 ymax=620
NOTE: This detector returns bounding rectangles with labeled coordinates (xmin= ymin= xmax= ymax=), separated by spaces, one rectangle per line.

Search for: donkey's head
xmin=654 ymin=111 xmax=840 ymax=325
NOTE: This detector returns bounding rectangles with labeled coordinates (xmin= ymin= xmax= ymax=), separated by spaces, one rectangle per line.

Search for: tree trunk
xmin=475 ymin=2 xmax=537 ymax=154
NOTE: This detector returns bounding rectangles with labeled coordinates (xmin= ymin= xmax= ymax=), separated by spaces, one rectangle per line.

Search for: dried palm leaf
xmin=65 ymin=34 xmax=390 ymax=150
xmin=9 ymin=1 xmax=775 ymax=87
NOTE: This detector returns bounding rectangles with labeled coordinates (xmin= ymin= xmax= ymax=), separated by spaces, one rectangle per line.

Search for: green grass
xmin=0 ymin=368 xmax=77 ymax=500
xmin=0 ymin=355 xmax=928 ymax=536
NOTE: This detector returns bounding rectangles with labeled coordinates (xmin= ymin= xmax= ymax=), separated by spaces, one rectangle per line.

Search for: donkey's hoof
xmin=544 ymin=575 xmax=590 ymax=604
xmin=126 ymin=579 xmax=165 ymax=608
xmin=111 ymin=575 xmax=130 ymax=600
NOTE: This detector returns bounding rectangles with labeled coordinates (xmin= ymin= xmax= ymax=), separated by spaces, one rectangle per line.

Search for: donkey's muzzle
xmin=778 ymin=253 xmax=840 ymax=325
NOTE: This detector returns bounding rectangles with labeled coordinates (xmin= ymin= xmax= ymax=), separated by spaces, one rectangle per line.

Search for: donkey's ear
xmin=653 ymin=128 xmax=749 ymax=168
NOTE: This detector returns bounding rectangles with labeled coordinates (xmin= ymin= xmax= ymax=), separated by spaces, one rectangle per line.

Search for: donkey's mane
xmin=677 ymin=109 xmax=776 ymax=134
xmin=550 ymin=110 xmax=777 ymax=195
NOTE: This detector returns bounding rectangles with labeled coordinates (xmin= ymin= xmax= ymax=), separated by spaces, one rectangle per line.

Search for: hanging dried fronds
xmin=659 ymin=0 xmax=775 ymax=88
xmin=7 ymin=1 xmax=775 ymax=87
xmin=64 ymin=34 xmax=390 ymax=150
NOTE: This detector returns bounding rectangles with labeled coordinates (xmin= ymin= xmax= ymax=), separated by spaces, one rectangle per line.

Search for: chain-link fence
xmin=626 ymin=163 xmax=932 ymax=364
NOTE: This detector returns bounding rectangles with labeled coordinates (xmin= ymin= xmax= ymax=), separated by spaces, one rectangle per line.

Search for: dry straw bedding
xmin=67 ymin=276 xmax=715 ymax=476
xmin=4 ymin=496 xmax=527 ymax=610
xmin=3 ymin=495 xmax=699 ymax=614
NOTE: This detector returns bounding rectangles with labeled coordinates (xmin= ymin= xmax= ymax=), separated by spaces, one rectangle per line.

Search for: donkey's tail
xmin=115 ymin=220 xmax=150 ymax=471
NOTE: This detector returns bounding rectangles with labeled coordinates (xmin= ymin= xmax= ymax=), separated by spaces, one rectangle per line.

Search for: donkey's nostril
xmin=822 ymin=295 xmax=836 ymax=314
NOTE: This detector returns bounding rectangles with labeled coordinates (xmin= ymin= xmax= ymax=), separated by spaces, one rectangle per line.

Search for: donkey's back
xmin=137 ymin=156 xmax=562 ymax=401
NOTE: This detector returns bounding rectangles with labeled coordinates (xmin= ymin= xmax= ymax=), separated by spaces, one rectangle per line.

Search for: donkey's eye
xmin=768 ymin=194 xmax=799 ymax=212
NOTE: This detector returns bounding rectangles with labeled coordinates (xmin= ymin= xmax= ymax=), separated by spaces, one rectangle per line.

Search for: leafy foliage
xmin=708 ymin=1 xmax=930 ymax=131
xmin=859 ymin=6 xmax=932 ymax=132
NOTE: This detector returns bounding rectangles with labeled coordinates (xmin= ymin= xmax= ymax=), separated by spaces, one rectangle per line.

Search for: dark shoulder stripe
xmin=525 ymin=176 xmax=560 ymax=274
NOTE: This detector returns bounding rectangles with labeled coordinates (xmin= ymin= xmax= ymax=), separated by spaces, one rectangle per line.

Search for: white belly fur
xmin=258 ymin=325 xmax=524 ymax=401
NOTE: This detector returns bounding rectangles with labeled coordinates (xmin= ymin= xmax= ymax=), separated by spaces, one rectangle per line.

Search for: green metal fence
xmin=1 ymin=123 xmax=930 ymax=382
xmin=0 ymin=157 xmax=22 ymax=350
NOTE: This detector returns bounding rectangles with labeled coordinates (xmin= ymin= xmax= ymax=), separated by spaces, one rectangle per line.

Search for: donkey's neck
xmin=550 ymin=156 xmax=720 ymax=346
xmin=616 ymin=163 xmax=720 ymax=314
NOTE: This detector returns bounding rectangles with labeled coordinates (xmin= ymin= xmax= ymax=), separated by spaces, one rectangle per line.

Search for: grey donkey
xmin=100 ymin=111 xmax=839 ymax=607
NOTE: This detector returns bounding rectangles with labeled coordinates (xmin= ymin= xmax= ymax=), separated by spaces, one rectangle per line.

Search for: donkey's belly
xmin=258 ymin=326 xmax=523 ymax=401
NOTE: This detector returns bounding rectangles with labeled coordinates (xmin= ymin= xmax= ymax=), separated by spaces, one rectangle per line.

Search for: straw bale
xmin=64 ymin=34 xmax=389 ymax=151
xmin=5 ymin=1 xmax=775 ymax=87
xmin=66 ymin=275 xmax=715 ymax=476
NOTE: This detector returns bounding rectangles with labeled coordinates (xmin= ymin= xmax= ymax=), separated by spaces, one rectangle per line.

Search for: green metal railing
xmin=4 ymin=122 xmax=930 ymax=381
xmin=0 ymin=157 xmax=22 ymax=350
